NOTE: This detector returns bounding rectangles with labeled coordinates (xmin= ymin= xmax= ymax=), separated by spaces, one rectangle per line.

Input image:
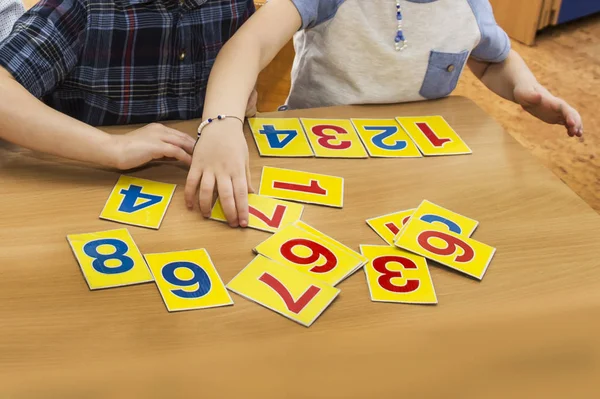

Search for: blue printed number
xmin=259 ymin=125 xmax=298 ymax=149
xmin=118 ymin=185 xmax=163 ymax=213
xmin=365 ymin=126 xmax=407 ymax=150
xmin=83 ymin=239 xmax=134 ymax=274
xmin=162 ymin=261 xmax=212 ymax=299
xmin=420 ymin=214 xmax=462 ymax=234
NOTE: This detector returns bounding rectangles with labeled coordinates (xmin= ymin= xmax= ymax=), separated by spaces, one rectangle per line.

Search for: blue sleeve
xmin=467 ymin=0 xmax=511 ymax=63
xmin=0 ymin=0 xmax=87 ymax=98
xmin=290 ymin=0 xmax=345 ymax=29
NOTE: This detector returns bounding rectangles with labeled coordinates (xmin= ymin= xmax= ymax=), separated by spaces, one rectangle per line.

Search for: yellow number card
xmin=100 ymin=175 xmax=176 ymax=229
xmin=259 ymin=166 xmax=344 ymax=208
xmin=366 ymin=209 xmax=415 ymax=245
xmin=254 ymin=223 xmax=365 ymax=286
xmin=211 ymin=194 xmax=304 ymax=233
xmin=352 ymin=119 xmax=422 ymax=158
xmin=67 ymin=228 xmax=152 ymax=290
xmin=144 ymin=249 xmax=233 ymax=312
xmin=395 ymin=218 xmax=495 ymax=280
xmin=300 ymin=118 xmax=368 ymax=158
xmin=361 ymin=245 xmax=437 ymax=304
xmin=227 ymin=255 xmax=340 ymax=327
xmin=396 ymin=116 xmax=471 ymax=156
xmin=404 ymin=200 xmax=479 ymax=238
xmin=248 ymin=118 xmax=314 ymax=157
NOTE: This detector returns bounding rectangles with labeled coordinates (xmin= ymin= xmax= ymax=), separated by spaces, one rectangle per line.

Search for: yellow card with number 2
xmin=144 ymin=249 xmax=233 ymax=312
xmin=361 ymin=245 xmax=437 ymax=304
xmin=227 ymin=255 xmax=340 ymax=327
xmin=259 ymin=166 xmax=344 ymax=208
xmin=100 ymin=175 xmax=176 ymax=229
xmin=67 ymin=228 xmax=152 ymax=290
xmin=352 ymin=119 xmax=422 ymax=158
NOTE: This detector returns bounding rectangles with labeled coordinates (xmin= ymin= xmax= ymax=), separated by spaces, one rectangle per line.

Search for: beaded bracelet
xmin=197 ymin=114 xmax=244 ymax=137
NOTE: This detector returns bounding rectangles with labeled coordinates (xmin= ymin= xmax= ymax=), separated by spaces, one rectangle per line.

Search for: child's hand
xmin=184 ymin=120 xmax=254 ymax=227
xmin=514 ymin=84 xmax=583 ymax=138
xmin=112 ymin=123 xmax=196 ymax=169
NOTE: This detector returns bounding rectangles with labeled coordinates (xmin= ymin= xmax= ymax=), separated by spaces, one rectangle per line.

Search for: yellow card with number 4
xmin=395 ymin=218 xmax=495 ymax=280
xmin=211 ymin=194 xmax=304 ymax=233
xmin=396 ymin=116 xmax=471 ymax=156
xmin=67 ymin=228 xmax=152 ymax=290
xmin=301 ymin=118 xmax=368 ymax=158
xmin=361 ymin=245 xmax=437 ymax=304
xmin=248 ymin=118 xmax=314 ymax=157
xmin=255 ymin=223 xmax=364 ymax=286
xmin=144 ymin=249 xmax=233 ymax=312
xmin=259 ymin=166 xmax=344 ymax=208
xmin=100 ymin=175 xmax=176 ymax=229
xmin=366 ymin=209 xmax=415 ymax=245
xmin=227 ymin=255 xmax=340 ymax=327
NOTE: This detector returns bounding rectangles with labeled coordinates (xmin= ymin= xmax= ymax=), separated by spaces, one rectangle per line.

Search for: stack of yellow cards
xmin=368 ymin=200 xmax=495 ymax=281
xmin=248 ymin=116 xmax=471 ymax=158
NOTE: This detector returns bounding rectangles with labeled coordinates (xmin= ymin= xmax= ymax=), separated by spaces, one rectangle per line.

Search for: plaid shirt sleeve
xmin=0 ymin=0 xmax=87 ymax=98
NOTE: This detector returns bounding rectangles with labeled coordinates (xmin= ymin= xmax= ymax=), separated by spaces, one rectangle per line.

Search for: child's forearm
xmin=201 ymin=0 xmax=300 ymax=130
xmin=0 ymin=67 xmax=119 ymax=167
xmin=467 ymin=49 xmax=538 ymax=103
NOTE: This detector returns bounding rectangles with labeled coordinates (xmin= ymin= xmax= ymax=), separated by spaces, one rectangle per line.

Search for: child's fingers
xmin=246 ymin=162 xmax=255 ymax=193
xmin=184 ymin=166 xmax=202 ymax=210
xmin=159 ymin=143 xmax=192 ymax=166
xmin=217 ymin=176 xmax=238 ymax=227
xmin=232 ymin=175 xmax=249 ymax=227
xmin=165 ymin=127 xmax=196 ymax=146
xmin=161 ymin=130 xmax=195 ymax=155
xmin=199 ymin=171 xmax=216 ymax=218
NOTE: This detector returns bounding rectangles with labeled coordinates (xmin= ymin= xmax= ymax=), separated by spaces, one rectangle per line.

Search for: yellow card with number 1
xmin=227 ymin=255 xmax=340 ymax=327
xmin=396 ymin=116 xmax=471 ymax=156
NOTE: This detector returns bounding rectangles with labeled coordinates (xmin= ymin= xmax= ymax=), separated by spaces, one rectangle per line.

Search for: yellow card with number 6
xmin=361 ymin=245 xmax=437 ymax=304
xmin=227 ymin=255 xmax=340 ymax=327
xmin=144 ymin=249 xmax=233 ymax=312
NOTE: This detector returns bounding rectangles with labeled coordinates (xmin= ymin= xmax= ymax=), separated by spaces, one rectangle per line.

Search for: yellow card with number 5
xmin=248 ymin=118 xmax=314 ymax=157
xmin=259 ymin=166 xmax=344 ymax=208
xmin=227 ymin=255 xmax=340 ymax=327
xmin=396 ymin=116 xmax=471 ymax=156
xmin=301 ymin=118 xmax=368 ymax=158
xmin=361 ymin=245 xmax=437 ymax=304
xmin=100 ymin=175 xmax=176 ymax=229
xmin=144 ymin=249 xmax=233 ymax=312
xmin=67 ymin=228 xmax=152 ymax=290
xmin=395 ymin=218 xmax=495 ymax=280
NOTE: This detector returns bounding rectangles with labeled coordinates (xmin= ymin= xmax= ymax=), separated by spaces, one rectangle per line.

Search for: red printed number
xmin=280 ymin=238 xmax=338 ymax=273
xmin=312 ymin=125 xmax=352 ymax=150
xmin=372 ymin=255 xmax=420 ymax=293
xmin=273 ymin=179 xmax=327 ymax=196
xmin=249 ymin=204 xmax=286 ymax=228
xmin=259 ymin=272 xmax=321 ymax=314
xmin=416 ymin=122 xmax=451 ymax=147
xmin=384 ymin=222 xmax=400 ymax=235
xmin=417 ymin=230 xmax=475 ymax=263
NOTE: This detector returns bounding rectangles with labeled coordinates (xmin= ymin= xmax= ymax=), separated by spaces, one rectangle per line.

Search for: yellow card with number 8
xmin=248 ymin=118 xmax=314 ymax=157
xmin=360 ymin=245 xmax=437 ymax=304
xmin=396 ymin=116 xmax=471 ymax=156
xmin=259 ymin=166 xmax=344 ymax=208
xmin=227 ymin=255 xmax=340 ymax=327
xmin=255 ymin=223 xmax=364 ymax=286
xmin=395 ymin=218 xmax=495 ymax=280
xmin=144 ymin=249 xmax=233 ymax=312
xmin=301 ymin=118 xmax=368 ymax=158
xmin=67 ymin=228 xmax=152 ymax=290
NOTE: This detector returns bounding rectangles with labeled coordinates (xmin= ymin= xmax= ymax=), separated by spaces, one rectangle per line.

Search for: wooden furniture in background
xmin=1 ymin=98 xmax=600 ymax=398
xmin=490 ymin=0 xmax=600 ymax=45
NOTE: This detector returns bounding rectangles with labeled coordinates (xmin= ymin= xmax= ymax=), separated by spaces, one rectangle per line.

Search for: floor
xmin=257 ymin=14 xmax=600 ymax=213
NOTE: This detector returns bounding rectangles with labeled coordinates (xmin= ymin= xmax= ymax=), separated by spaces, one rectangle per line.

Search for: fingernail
xmin=240 ymin=219 xmax=248 ymax=227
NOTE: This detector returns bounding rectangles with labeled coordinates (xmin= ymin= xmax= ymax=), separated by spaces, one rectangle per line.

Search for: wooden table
xmin=1 ymin=97 xmax=599 ymax=398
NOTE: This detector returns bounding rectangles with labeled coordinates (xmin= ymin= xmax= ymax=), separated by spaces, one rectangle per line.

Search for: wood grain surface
xmin=1 ymin=97 xmax=599 ymax=398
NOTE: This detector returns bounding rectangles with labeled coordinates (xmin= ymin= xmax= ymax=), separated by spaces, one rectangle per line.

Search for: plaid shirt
xmin=0 ymin=0 xmax=254 ymax=126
